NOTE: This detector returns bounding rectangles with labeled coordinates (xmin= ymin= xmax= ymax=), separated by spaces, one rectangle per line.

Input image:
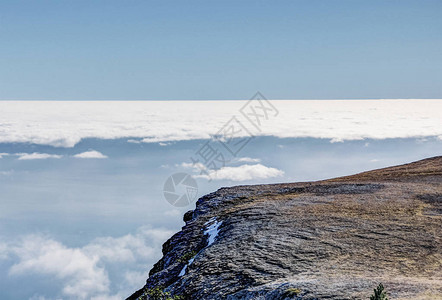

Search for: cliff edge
xmin=128 ymin=156 xmax=442 ymax=299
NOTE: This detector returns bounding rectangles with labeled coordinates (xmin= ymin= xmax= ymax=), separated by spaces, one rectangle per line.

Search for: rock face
xmin=128 ymin=157 xmax=442 ymax=300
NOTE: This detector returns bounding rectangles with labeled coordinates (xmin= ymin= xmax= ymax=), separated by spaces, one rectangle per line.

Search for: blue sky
xmin=1 ymin=0 xmax=441 ymax=100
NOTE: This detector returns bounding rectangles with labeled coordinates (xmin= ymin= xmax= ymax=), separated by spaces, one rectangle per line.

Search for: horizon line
xmin=1 ymin=98 xmax=442 ymax=102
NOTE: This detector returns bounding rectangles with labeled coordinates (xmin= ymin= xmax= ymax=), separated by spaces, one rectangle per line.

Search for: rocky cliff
xmin=128 ymin=156 xmax=442 ymax=300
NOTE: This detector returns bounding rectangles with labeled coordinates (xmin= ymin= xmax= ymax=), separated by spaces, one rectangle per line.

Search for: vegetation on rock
xmin=138 ymin=286 xmax=183 ymax=300
xmin=178 ymin=251 xmax=197 ymax=264
xmin=284 ymin=287 xmax=302 ymax=297
xmin=370 ymin=283 xmax=388 ymax=300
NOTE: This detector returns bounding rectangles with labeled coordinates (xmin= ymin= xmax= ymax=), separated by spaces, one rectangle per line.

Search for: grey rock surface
xmin=128 ymin=156 xmax=442 ymax=300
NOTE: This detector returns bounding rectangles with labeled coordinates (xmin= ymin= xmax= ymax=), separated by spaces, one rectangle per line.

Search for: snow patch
xmin=178 ymin=256 xmax=196 ymax=277
xmin=204 ymin=219 xmax=223 ymax=247
xmin=178 ymin=265 xmax=187 ymax=277
xmin=187 ymin=257 xmax=195 ymax=265
xmin=178 ymin=218 xmax=222 ymax=277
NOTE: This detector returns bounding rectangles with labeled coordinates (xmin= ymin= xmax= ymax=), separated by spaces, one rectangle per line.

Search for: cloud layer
xmin=0 ymin=100 xmax=441 ymax=147
xmin=1 ymin=227 xmax=173 ymax=300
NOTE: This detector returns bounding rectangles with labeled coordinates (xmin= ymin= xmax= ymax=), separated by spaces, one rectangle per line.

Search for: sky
xmin=1 ymin=0 xmax=442 ymax=100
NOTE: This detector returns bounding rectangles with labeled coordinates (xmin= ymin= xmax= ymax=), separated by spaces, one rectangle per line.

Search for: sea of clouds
xmin=1 ymin=100 xmax=441 ymax=147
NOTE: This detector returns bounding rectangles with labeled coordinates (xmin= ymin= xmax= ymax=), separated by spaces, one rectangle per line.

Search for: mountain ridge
xmin=128 ymin=156 xmax=442 ymax=299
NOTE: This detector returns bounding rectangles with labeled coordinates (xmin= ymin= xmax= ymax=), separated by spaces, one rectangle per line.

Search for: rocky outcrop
xmin=128 ymin=156 xmax=442 ymax=299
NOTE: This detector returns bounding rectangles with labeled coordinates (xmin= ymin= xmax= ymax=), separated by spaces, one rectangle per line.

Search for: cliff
xmin=128 ymin=156 xmax=442 ymax=299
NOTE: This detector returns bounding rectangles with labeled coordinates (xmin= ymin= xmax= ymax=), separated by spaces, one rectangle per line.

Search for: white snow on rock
xmin=187 ymin=257 xmax=195 ymax=265
xmin=178 ymin=218 xmax=222 ymax=277
xmin=178 ymin=265 xmax=187 ymax=277
xmin=204 ymin=219 xmax=223 ymax=247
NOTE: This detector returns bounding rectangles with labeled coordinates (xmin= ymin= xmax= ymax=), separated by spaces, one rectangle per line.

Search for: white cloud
xmin=1 ymin=226 xmax=174 ymax=300
xmin=179 ymin=162 xmax=208 ymax=174
xmin=0 ymin=100 xmax=441 ymax=147
xmin=179 ymin=162 xmax=202 ymax=170
xmin=8 ymin=235 xmax=109 ymax=299
xmin=330 ymin=137 xmax=345 ymax=143
xmin=195 ymin=164 xmax=284 ymax=181
xmin=0 ymin=152 xmax=63 ymax=160
xmin=180 ymin=161 xmax=283 ymax=181
xmin=17 ymin=153 xmax=62 ymax=160
xmin=179 ymin=162 xmax=193 ymax=168
xmin=236 ymin=157 xmax=261 ymax=163
xmin=127 ymin=139 xmax=141 ymax=144
xmin=73 ymin=150 xmax=108 ymax=159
